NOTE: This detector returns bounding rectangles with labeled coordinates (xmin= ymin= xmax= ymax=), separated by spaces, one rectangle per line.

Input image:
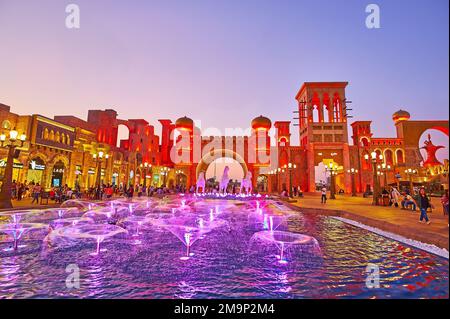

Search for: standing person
xmin=441 ymin=189 xmax=449 ymax=227
xmin=390 ymin=187 xmax=401 ymax=207
xmin=297 ymin=186 xmax=303 ymax=198
xmin=128 ymin=185 xmax=134 ymax=198
xmin=31 ymin=183 xmax=41 ymax=204
xmin=321 ymin=185 xmax=327 ymax=204
xmin=11 ymin=180 xmax=17 ymax=199
xmin=417 ymin=188 xmax=433 ymax=225
xmin=17 ymin=183 xmax=24 ymax=201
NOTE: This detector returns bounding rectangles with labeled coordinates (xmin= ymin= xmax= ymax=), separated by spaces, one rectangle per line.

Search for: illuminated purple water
xmin=0 ymin=198 xmax=448 ymax=299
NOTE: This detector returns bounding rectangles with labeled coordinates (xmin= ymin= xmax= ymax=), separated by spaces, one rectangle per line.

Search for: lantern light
xmin=9 ymin=129 xmax=18 ymax=141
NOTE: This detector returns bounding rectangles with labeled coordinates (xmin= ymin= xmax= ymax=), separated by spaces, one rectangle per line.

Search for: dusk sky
xmin=0 ymin=0 xmax=448 ymax=162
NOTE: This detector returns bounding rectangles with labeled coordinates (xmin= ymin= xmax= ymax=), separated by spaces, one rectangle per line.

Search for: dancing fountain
xmin=148 ymin=213 xmax=227 ymax=260
xmin=0 ymin=211 xmax=49 ymax=251
xmin=46 ymin=224 xmax=128 ymax=256
xmin=250 ymin=231 xmax=321 ymax=264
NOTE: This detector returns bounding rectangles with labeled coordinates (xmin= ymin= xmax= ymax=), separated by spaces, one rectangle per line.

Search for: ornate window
xmin=43 ymin=128 xmax=49 ymax=139
xmin=1 ymin=120 xmax=11 ymax=129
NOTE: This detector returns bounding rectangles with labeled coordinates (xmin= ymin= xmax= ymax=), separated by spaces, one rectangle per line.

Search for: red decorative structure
xmin=421 ymin=134 xmax=444 ymax=167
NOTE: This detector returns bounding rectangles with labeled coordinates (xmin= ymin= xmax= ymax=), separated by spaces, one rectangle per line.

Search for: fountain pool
xmin=0 ymin=196 xmax=448 ymax=299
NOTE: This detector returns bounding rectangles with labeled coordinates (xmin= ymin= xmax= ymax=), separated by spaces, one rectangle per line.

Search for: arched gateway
xmin=158 ymin=115 xmax=272 ymax=189
xmin=196 ymin=149 xmax=248 ymax=179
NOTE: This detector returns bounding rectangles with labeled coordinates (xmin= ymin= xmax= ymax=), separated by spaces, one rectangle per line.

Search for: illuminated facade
xmin=1 ymin=81 xmax=448 ymax=193
xmin=272 ymin=82 xmax=449 ymax=193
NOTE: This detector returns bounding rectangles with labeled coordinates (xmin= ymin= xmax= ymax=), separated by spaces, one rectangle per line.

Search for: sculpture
xmin=219 ymin=166 xmax=230 ymax=194
xmin=240 ymin=171 xmax=253 ymax=195
xmin=196 ymin=172 xmax=206 ymax=193
xmin=421 ymin=134 xmax=444 ymax=167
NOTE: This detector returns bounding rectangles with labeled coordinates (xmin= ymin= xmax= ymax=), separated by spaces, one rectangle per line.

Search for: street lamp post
xmin=366 ymin=152 xmax=383 ymax=205
xmin=93 ymin=151 xmax=109 ymax=195
xmin=325 ymin=162 xmax=338 ymax=200
xmin=405 ymin=168 xmax=418 ymax=194
xmin=140 ymin=162 xmax=150 ymax=187
xmin=347 ymin=167 xmax=358 ymax=197
xmin=283 ymin=163 xmax=297 ymax=198
xmin=0 ymin=129 xmax=26 ymax=209
xmin=160 ymin=167 xmax=170 ymax=187
xmin=175 ymin=169 xmax=184 ymax=187
xmin=276 ymin=167 xmax=282 ymax=193
xmin=379 ymin=163 xmax=391 ymax=187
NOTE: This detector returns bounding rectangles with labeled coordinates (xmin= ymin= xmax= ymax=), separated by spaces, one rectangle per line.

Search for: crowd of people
xmin=316 ymin=182 xmax=449 ymax=226
xmin=10 ymin=179 xmax=450 ymax=228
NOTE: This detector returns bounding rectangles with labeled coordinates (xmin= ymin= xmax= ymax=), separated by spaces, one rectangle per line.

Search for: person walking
xmin=31 ymin=183 xmax=41 ymax=204
xmin=441 ymin=189 xmax=449 ymax=227
xmin=321 ymin=185 xmax=327 ymax=204
xmin=417 ymin=188 xmax=433 ymax=225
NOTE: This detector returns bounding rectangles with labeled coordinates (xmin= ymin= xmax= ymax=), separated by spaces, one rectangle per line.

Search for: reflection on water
xmin=0 ymin=197 xmax=448 ymax=299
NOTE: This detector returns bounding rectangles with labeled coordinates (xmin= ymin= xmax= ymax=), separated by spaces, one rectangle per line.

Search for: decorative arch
xmin=48 ymin=154 xmax=69 ymax=168
xmin=196 ymin=149 xmax=248 ymax=179
xmin=27 ymin=151 xmax=49 ymax=165
xmin=360 ymin=137 xmax=369 ymax=147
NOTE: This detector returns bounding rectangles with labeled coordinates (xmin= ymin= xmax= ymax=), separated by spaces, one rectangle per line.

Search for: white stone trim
xmin=331 ymin=216 xmax=449 ymax=259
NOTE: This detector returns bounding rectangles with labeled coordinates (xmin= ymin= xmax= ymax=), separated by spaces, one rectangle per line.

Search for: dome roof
xmin=175 ymin=116 xmax=194 ymax=130
xmin=251 ymin=115 xmax=272 ymax=130
xmin=392 ymin=109 xmax=411 ymax=123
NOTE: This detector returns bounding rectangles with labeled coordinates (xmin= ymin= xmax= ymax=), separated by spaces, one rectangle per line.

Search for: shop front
xmin=51 ymin=160 xmax=65 ymax=187
xmin=0 ymin=158 xmax=24 ymax=183
xmin=26 ymin=157 xmax=46 ymax=185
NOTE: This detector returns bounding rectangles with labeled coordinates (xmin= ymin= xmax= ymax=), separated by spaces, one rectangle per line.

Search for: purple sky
xmin=0 ymin=0 xmax=448 ymax=164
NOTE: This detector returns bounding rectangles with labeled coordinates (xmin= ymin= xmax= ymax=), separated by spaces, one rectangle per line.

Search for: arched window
xmin=49 ymin=130 xmax=55 ymax=141
xmin=375 ymin=149 xmax=383 ymax=162
xmin=1 ymin=120 xmax=11 ymax=130
xmin=385 ymin=149 xmax=394 ymax=166
xmin=43 ymin=128 xmax=49 ymax=139
xmin=396 ymin=149 xmax=405 ymax=164
xmin=323 ymin=93 xmax=331 ymax=123
xmin=55 ymin=131 xmax=60 ymax=143
xmin=311 ymin=92 xmax=321 ymax=123
xmin=312 ymin=105 xmax=320 ymax=123
xmin=361 ymin=137 xmax=369 ymax=147
xmin=333 ymin=93 xmax=342 ymax=122
xmin=61 ymin=133 xmax=66 ymax=144
xmin=66 ymin=135 xmax=70 ymax=145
